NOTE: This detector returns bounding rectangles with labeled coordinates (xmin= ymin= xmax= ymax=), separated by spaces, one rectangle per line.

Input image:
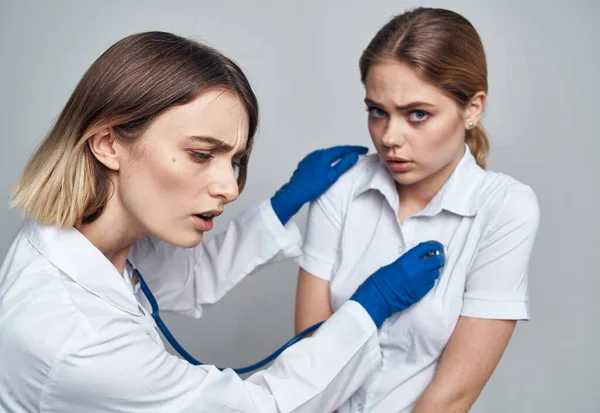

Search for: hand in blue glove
xmin=350 ymin=241 xmax=446 ymax=328
xmin=271 ymin=145 xmax=368 ymax=225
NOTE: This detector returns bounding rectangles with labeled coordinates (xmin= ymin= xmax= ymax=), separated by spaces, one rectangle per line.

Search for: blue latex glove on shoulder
xmin=271 ymin=145 xmax=368 ymax=225
xmin=350 ymin=241 xmax=446 ymax=328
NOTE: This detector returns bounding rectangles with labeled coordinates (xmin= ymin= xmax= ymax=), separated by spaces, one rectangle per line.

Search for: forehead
xmin=154 ymin=87 xmax=249 ymax=150
xmin=365 ymin=60 xmax=450 ymax=105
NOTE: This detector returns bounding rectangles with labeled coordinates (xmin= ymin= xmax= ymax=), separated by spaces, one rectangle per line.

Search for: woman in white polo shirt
xmin=295 ymin=7 xmax=540 ymax=413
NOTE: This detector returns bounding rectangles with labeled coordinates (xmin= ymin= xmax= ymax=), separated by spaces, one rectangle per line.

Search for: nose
xmin=380 ymin=118 xmax=407 ymax=148
xmin=207 ymin=166 xmax=240 ymax=204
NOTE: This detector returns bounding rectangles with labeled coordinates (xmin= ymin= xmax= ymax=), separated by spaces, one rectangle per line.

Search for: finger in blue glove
xmin=271 ymin=145 xmax=368 ymax=225
xmin=350 ymin=240 xmax=446 ymax=328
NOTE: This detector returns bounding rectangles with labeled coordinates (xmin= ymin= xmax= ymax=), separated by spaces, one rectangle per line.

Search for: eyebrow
xmin=187 ymin=135 xmax=248 ymax=158
xmin=364 ymin=98 xmax=435 ymax=111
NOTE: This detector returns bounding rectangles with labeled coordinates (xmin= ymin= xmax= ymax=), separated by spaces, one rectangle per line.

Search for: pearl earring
xmin=468 ymin=121 xmax=475 ymax=130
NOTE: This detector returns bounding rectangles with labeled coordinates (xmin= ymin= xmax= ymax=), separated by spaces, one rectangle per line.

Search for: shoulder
xmin=318 ymin=153 xmax=380 ymax=207
xmin=307 ymin=154 xmax=380 ymax=228
xmin=0 ymin=256 xmax=97 ymax=404
xmin=476 ymin=170 xmax=540 ymax=232
xmin=0 ymin=229 xmax=120 ymax=373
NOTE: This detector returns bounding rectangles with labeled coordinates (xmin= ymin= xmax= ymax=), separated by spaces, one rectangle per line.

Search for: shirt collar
xmin=353 ymin=154 xmax=400 ymax=209
xmin=432 ymin=144 xmax=486 ymax=217
xmin=353 ymin=144 xmax=485 ymax=217
xmin=23 ymin=220 xmax=141 ymax=316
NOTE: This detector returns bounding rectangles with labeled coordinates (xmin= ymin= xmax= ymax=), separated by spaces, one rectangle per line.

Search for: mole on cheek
xmin=172 ymin=157 xmax=177 ymax=162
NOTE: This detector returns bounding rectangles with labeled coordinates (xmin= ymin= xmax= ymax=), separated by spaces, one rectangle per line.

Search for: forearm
xmin=412 ymin=381 xmax=476 ymax=413
xmin=412 ymin=317 xmax=516 ymax=413
xmin=196 ymin=200 xmax=303 ymax=303
xmin=250 ymin=301 xmax=381 ymax=413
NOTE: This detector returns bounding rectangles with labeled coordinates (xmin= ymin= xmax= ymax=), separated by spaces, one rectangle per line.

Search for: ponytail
xmin=465 ymin=122 xmax=489 ymax=169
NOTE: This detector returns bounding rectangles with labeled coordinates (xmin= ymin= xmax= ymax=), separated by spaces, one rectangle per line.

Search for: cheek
xmin=419 ymin=115 xmax=463 ymax=151
xmin=368 ymin=120 xmax=385 ymax=148
xmin=121 ymin=151 xmax=203 ymax=209
xmin=146 ymin=156 xmax=186 ymax=189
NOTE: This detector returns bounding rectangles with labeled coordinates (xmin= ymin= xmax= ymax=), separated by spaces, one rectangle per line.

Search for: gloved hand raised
xmin=271 ymin=145 xmax=368 ymax=226
xmin=350 ymin=241 xmax=446 ymax=328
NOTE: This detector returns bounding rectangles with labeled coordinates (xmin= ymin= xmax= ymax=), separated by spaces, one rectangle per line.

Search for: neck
xmin=77 ymin=194 xmax=147 ymax=275
xmin=397 ymin=145 xmax=465 ymax=221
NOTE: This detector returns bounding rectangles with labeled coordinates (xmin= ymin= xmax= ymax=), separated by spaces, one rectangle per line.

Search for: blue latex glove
xmin=271 ymin=145 xmax=368 ymax=225
xmin=350 ymin=241 xmax=446 ymax=328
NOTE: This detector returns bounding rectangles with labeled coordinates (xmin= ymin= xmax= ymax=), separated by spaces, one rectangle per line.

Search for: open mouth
xmin=194 ymin=213 xmax=215 ymax=221
xmin=192 ymin=213 xmax=216 ymax=232
xmin=193 ymin=209 xmax=222 ymax=220
xmin=192 ymin=210 xmax=222 ymax=231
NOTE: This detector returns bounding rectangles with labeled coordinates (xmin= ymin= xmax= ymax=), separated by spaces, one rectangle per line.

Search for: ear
xmin=464 ymin=91 xmax=486 ymax=130
xmin=87 ymin=127 xmax=121 ymax=171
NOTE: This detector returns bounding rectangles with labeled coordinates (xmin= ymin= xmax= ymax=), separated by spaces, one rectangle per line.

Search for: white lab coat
xmin=0 ymin=200 xmax=382 ymax=413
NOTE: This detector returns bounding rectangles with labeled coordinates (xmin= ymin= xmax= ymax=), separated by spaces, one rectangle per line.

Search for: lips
xmin=192 ymin=210 xmax=222 ymax=232
xmin=385 ymin=156 xmax=415 ymax=172
xmin=194 ymin=210 xmax=222 ymax=220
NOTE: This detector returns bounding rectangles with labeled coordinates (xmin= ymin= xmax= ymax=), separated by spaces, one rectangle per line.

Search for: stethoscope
xmin=134 ymin=246 xmax=444 ymax=374
xmin=135 ymin=269 xmax=323 ymax=375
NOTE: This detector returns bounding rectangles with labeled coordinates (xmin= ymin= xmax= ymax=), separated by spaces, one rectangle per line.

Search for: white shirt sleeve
xmin=295 ymin=187 xmax=346 ymax=281
xmin=41 ymin=301 xmax=381 ymax=413
xmin=461 ymin=185 xmax=540 ymax=320
xmin=129 ymin=200 xmax=302 ymax=318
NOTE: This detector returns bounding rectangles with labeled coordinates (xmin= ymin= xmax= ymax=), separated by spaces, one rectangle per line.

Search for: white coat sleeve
xmin=128 ymin=199 xmax=303 ymax=318
xmin=42 ymin=301 xmax=382 ymax=413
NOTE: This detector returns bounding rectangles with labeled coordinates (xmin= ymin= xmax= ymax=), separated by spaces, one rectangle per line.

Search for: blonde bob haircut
xmin=11 ymin=31 xmax=259 ymax=228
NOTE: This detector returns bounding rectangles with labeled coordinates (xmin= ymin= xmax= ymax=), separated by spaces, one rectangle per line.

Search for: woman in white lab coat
xmin=0 ymin=31 xmax=446 ymax=413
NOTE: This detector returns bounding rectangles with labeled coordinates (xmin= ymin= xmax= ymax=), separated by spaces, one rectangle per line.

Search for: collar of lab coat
xmin=353 ymin=143 xmax=486 ymax=217
xmin=22 ymin=219 xmax=141 ymax=317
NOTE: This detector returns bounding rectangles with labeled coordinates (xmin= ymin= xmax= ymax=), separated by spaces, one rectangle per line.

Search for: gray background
xmin=1 ymin=0 xmax=598 ymax=411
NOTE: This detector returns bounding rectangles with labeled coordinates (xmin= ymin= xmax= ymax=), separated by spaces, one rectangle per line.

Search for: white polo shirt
xmin=297 ymin=146 xmax=540 ymax=413
xmin=0 ymin=200 xmax=382 ymax=413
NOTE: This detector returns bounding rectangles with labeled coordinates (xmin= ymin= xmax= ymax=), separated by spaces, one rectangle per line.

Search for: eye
xmin=190 ymin=151 xmax=213 ymax=162
xmin=366 ymin=106 xmax=388 ymax=119
xmin=408 ymin=110 xmax=430 ymax=123
xmin=232 ymin=161 xmax=241 ymax=179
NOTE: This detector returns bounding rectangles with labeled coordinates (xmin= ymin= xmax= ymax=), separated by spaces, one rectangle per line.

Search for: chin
xmin=178 ymin=232 xmax=204 ymax=248
xmin=156 ymin=230 xmax=204 ymax=248
xmin=389 ymin=170 xmax=424 ymax=186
